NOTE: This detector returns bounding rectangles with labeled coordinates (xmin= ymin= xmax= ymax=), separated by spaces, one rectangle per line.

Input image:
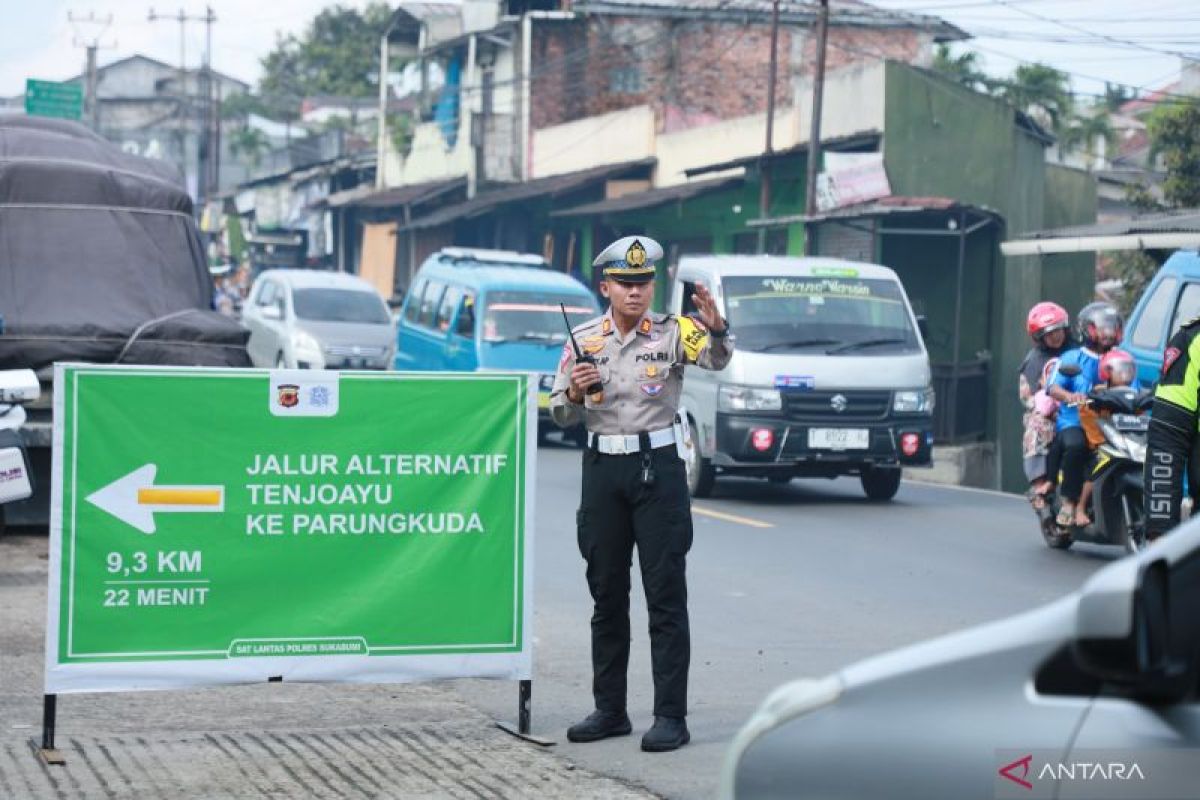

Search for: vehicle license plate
xmin=1112 ymin=414 xmax=1148 ymax=432
xmin=808 ymin=428 xmax=870 ymax=450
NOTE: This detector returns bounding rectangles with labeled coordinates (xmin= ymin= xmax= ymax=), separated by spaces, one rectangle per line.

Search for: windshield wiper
xmin=826 ymin=337 xmax=907 ymax=354
xmin=754 ymin=337 xmax=842 ymax=352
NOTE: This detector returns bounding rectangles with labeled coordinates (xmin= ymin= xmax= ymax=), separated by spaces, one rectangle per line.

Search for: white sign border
xmin=45 ymin=364 xmax=536 ymax=694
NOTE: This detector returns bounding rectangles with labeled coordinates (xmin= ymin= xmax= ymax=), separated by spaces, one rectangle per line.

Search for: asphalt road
xmin=454 ymin=441 xmax=1122 ymax=799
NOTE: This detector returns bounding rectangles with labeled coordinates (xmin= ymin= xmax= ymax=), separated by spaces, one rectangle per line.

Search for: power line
xmin=985 ymin=0 xmax=1200 ymax=62
xmin=966 ymin=42 xmax=1199 ymax=104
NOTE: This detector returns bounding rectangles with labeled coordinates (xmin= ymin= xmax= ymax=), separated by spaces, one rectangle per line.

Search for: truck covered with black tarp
xmin=0 ymin=114 xmax=250 ymax=527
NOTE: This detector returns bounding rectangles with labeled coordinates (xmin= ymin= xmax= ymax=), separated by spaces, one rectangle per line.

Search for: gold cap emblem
xmin=626 ymin=240 xmax=647 ymax=267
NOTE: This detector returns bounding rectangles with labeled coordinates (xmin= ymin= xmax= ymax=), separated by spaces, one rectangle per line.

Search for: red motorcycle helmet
xmin=1026 ymin=301 xmax=1069 ymax=342
xmin=1099 ymin=348 xmax=1136 ymax=386
xmin=1077 ymin=302 xmax=1123 ymax=352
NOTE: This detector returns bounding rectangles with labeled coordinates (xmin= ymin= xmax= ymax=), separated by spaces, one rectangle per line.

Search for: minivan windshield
xmin=722 ymin=275 xmax=920 ymax=354
xmin=482 ymin=291 xmax=596 ymax=344
xmin=293 ymin=288 xmax=390 ymax=324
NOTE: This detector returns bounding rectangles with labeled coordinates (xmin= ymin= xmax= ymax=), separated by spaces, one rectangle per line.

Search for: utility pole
xmin=68 ymin=11 xmax=115 ymax=131
xmin=803 ymin=0 xmax=830 ymax=256
xmin=148 ymin=7 xmax=218 ymax=203
xmin=757 ymin=0 xmax=780 ymax=254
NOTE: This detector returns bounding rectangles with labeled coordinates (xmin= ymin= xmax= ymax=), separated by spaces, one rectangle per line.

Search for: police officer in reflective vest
xmin=550 ymin=236 xmax=732 ymax=751
xmin=1145 ymin=316 xmax=1200 ymax=539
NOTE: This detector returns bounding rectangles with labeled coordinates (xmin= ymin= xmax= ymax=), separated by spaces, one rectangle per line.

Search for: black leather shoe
xmin=567 ymin=710 xmax=633 ymax=743
xmin=641 ymin=716 xmax=690 ymax=752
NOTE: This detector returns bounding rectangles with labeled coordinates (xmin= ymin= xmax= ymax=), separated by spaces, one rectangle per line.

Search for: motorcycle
xmin=0 ymin=369 xmax=40 ymax=535
xmin=1034 ymin=384 xmax=1154 ymax=554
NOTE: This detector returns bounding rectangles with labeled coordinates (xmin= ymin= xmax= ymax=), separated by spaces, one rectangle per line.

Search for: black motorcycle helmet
xmin=1076 ymin=302 xmax=1123 ymax=352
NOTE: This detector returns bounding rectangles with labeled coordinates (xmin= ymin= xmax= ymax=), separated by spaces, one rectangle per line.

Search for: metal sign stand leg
xmin=496 ymin=680 xmax=554 ymax=746
xmin=38 ymin=693 xmax=66 ymax=765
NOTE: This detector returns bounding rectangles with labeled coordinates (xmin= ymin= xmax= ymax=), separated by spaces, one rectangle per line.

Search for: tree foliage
xmin=1059 ymin=110 xmax=1115 ymax=165
xmin=1103 ymin=82 xmax=1134 ymax=113
xmin=1111 ymin=101 xmax=1200 ymax=308
xmin=931 ymin=44 xmax=991 ymax=93
xmin=1147 ymin=102 xmax=1200 ymax=208
xmin=256 ymin=2 xmax=395 ymax=120
xmin=228 ymin=127 xmax=270 ymax=167
xmin=1000 ymin=64 xmax=1074 ymax=135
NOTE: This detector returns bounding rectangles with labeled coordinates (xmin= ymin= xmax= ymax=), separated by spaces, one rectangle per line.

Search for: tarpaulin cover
xmin=0 ymin=114 xmax=250 ymax=371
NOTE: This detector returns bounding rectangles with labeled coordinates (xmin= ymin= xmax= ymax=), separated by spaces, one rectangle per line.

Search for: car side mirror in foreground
xmin=1072 ymin=525 xmax=1200 ymax=702
xmin=261 ymin=304 xmax=283 ymax=321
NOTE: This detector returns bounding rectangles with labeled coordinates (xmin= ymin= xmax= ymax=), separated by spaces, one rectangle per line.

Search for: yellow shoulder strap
xmin=678 ymin=315 xmax=708 ymax=363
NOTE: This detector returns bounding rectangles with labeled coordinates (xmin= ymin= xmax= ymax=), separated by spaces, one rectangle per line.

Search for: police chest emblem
xmin=627 ymin=240 xmax=647 ymax=267
xmin=583 ymin=336 xmax=606 ymax=355
xmin=641 ymin=382 xmax=665 ymax=397
xmin=645 ymin=365 xmax=659 ymax=378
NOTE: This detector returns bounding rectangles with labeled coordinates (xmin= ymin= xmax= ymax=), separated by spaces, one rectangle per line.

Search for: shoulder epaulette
xmin=572 ymin=315 xmax=605 ymax=335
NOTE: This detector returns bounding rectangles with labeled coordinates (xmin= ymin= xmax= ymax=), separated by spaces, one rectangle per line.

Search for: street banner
xmin=45 ymin=366 xmax=535 ymax=694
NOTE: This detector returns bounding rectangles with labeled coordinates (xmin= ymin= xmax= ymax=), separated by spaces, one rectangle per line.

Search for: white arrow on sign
xmin=86 ymin=464 xmax=225 ymax=534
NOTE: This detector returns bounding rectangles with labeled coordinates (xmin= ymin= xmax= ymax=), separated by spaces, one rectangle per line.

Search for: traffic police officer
xmin=1145 ymin=316 xmax=1200 ymax=539
xmin=550 ymin=236 xmax=732 ymax=752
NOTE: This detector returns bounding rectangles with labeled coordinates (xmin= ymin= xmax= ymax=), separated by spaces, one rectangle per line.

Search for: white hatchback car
xmin=241 ymin=269 xmax=395 ymax=370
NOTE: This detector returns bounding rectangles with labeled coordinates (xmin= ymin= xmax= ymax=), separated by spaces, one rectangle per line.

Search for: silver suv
xmin=241 ymin=269 xmax=395 ymax=370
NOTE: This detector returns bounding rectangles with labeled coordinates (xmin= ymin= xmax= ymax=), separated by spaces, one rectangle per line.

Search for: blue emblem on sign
xmin=641 ymin=383 xmax=665 ymax=397
xmin=774 ymin=375 xmax=815 ymax=390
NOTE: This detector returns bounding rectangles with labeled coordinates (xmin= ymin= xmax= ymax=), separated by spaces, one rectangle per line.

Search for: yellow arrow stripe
xmin=138 ymin=488 xmax=223 ymax=506
xmin=691 ymin=504 xmax=774 ymax=529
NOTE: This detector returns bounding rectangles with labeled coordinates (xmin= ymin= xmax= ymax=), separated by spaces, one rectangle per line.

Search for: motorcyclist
xmin=1046 ymin=302 xmax=1122 ymax=528
xmin=1019 ymin=302 xmax=1071 ymax=510
xmin=1077 ymin=348 xmax=1141 ymax=521
xmin=1144 ymin=315 xmax=1200 ymax=540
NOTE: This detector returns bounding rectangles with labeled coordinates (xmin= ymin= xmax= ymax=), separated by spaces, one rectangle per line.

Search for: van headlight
xmin=291 ymin=329 xmax=322 ymax=355
xmin=719 ymin=385 xmax=782 ymax=412
xmin=894 ymin=387 xmax=935 ymax=413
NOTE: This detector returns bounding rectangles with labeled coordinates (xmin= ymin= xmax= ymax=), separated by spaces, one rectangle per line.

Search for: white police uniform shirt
xmin=550 ymin=309 xmax=732 ymax=435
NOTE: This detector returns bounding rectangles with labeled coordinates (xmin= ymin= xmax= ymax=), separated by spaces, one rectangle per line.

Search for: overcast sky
xmin=1 ymin=0 xmax=1195 ymax=100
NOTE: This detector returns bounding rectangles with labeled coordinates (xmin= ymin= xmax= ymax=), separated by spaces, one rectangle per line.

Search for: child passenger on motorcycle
xmin=1019 ymin=302 xmax=1071 ymax=510
xmin=1047 ymin=303 xmax=1124 ymax=529
xmin=1076 ymin=349 xmax=1141 ymax=523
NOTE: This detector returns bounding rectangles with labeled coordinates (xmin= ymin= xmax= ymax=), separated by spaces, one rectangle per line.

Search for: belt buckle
xmin=612 ymin=436 xmax=630 ymax=455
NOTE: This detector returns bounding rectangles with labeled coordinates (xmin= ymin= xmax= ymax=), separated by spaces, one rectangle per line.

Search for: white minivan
xmin=671 ymin=256 xmax=933 ymax=501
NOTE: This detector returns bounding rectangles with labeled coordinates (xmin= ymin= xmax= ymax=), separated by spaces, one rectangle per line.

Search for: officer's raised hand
xmin=691 ymin=282 xmax=726 ymax=333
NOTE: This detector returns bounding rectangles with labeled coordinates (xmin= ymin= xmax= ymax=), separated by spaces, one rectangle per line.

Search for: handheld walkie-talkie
xmin=560 ymin=304 xmax=604 ymax=403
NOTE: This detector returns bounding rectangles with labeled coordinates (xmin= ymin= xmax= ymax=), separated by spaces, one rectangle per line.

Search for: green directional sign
xmin=46 ymin=365 xmax=535 ymax=693
xmin=25 ymin=79 xmax=83 ymax=120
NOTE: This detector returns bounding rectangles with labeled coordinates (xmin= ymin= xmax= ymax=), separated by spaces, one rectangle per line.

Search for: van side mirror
xmin=915 ymin=314 xmax=929 ymax=340
xmin=261 ymin=304 xmax=282 ymax=321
